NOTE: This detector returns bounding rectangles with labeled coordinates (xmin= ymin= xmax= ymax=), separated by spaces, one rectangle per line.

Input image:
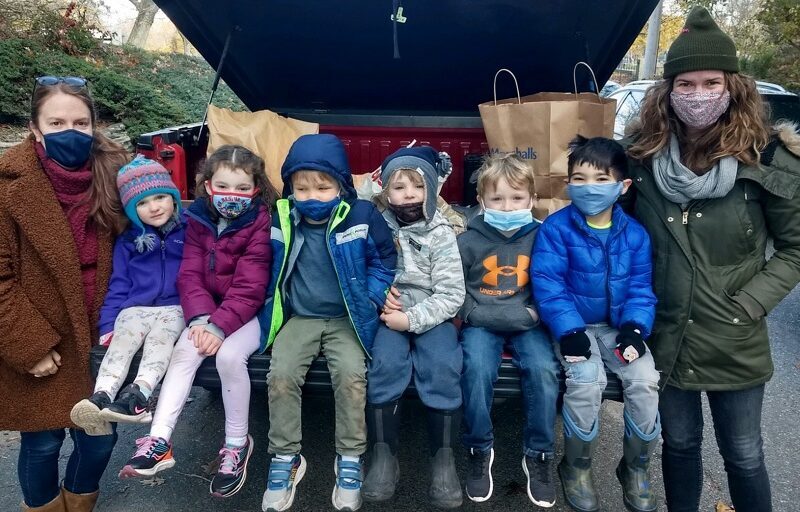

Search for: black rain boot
xmin=362 ymin=401 xmax=400 ymax=502
xmin=559 ymin=411 xmax=599 ymax=512
xmin=616 ymin=413 xmax=659 ymax=512
xmin=426 ymin=408 xmax=463 ymax=509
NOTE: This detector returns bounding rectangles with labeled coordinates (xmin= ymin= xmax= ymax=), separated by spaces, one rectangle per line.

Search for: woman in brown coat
xmin=0 ymin=77 xmax=129 ymax=511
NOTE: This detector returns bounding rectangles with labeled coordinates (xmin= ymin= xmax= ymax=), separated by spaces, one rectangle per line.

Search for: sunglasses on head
xmin=34 ymin=76 xmax=88 ymax=88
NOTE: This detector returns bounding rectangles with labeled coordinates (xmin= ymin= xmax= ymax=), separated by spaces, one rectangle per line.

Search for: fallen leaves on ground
xmin=140 ymin=476 xmax=165 ymax=487
xmin=201 ymin=457 xmax=219 ymax=476
xmin=715 ymin=501 xmax=735 ymax=511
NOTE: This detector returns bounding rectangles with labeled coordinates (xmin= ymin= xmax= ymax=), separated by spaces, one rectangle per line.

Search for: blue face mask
xmin=42 ymin=129 xmax=94 ymax=169
xmin=483 ymin=207 xmax=534 ymax=231
xmin=568 ymin=182 xmax=624 ymax=216
xmin=294 ymin=196 xmax=341 ymax=221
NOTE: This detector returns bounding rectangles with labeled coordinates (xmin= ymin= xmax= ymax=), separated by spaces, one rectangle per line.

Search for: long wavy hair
xmin=627 ymin=72 xmax=771 ymax=172
xmin=30 ymin=82 xmax=130 ymax=234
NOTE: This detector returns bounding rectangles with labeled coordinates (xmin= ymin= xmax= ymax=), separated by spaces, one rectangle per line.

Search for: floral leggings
xmin=94 ymin=305 xmax=185 ymax=399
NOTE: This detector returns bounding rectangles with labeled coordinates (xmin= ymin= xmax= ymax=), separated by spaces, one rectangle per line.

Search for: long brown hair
xmin=195 ymin=145 xmax=279 ymax=219
xmin=30 ymin=82 xmax=129 ymax=234
xmin=627 ymin=72 xmax=771 ymax=172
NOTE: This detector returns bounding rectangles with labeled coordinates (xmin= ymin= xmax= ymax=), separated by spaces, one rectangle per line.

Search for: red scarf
xmin=35 ymin=142 xmax=98 ymax=316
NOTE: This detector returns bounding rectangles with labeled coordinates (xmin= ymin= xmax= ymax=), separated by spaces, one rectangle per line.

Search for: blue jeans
xmin=368 ymin=322 xmax=463 ymax=410
xmin=558 ymin=323 xmax=660 ymax=435
xmin=660 ymin=384 xmax=772 ymax=512
xmin=18 ymin=427 xmax=118 ymax=507
xmin=460 ymin=326 xmax=560 ymax=456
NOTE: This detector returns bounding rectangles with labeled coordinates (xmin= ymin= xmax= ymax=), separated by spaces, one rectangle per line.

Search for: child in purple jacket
xmin=71 ymin=156 xmax=185 ymax=435
xmin=119 ymin=145 xmax=277 ymax=499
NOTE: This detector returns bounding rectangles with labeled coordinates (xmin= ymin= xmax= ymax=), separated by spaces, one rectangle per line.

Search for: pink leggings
xmin=149 ymin=318 xmax=260 ymax=441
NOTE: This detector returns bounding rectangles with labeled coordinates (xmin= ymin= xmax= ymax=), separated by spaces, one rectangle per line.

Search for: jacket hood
xmin=280 ymin=134 xmax=355 ymax=200
xmin=775 ymin=121 xmax=800 ymax=158
xmin=380 ymin=146 xmax=445 ymax=222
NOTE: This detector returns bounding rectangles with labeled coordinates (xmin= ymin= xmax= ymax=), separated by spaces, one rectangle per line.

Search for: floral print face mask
xmin=670 ymin=90 xmax=731 ymax=130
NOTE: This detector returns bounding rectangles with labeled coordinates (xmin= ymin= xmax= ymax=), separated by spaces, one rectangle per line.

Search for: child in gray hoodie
xmin=362 ymin=147 xmax=465 ymax=509
xmin=458 ymin=153 xmax=560 ymax=507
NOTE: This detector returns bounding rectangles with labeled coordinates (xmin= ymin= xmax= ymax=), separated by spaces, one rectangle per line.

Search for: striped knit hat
xmin=117 ymin=155 xmax=181 ymax=234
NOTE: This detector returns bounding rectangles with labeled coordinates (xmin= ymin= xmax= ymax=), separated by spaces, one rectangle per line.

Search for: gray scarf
xmin=652 ymin=134 xmax=738 ymax=204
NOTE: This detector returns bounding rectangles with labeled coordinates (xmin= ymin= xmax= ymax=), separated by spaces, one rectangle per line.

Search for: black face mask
xmin=389 ymin=201 xmax=424 ymax=224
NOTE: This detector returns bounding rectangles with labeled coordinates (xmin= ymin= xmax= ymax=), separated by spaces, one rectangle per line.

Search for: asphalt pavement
xmin=1 ymin=285 xmax=798 ymax=512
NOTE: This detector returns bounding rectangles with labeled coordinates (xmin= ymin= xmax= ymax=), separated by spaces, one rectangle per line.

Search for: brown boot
xmin=20 ymin=493 xmax=65 ymax=512
xmin=60 ymin=488 xmax=98 ymax=512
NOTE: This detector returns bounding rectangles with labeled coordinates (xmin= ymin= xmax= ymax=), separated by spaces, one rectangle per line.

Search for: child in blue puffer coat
xmin=532 ymin=136 xmax=660 ymax=512
xmin=71 ymin=156 xmax=185 ymax=436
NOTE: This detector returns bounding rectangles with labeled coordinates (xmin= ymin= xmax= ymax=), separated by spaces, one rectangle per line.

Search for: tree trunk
xmin=127 ymin=0 xmax=159 ymax=48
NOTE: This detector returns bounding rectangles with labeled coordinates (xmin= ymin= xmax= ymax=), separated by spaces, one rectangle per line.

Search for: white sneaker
xmin=262 ymin=454 xmax=306 ymax=512
xmin=331 ymin=455 xmax=363 ymax=511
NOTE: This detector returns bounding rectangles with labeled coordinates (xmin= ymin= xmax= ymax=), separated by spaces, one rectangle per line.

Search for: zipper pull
xmin=210 ymin=248 xmax=216 ymax=270
xmin=682 ymin=211 xmax=689 ymax=225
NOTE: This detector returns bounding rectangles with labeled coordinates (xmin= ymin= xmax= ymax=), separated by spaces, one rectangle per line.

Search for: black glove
xmin=615 ymin=323 xmax=646 ymax=363
xmin=560 ymin=331 xmax=592 ymax=360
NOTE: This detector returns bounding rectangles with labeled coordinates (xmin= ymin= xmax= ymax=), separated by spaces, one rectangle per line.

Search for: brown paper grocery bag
xmin=478 ymin=63 xmax=615 ymax=219
xmin=207 ymin=105 xmax=319 ymax=191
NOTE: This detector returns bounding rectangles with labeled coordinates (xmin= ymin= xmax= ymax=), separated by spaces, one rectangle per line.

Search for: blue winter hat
xmin=117 ymin=155 xmax=181 ymax=235
xmin=280 ymin=134 xmax=355 ymax=199
xmin=381 ymin=146 xmax=450 ymax=222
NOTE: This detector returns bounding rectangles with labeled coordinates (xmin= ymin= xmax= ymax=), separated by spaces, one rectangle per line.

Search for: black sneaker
xmin=523 ymin=452 xmax=556 ymax=507
xmin=99 ymin=383 xmax=152 ymax=423
xmin=210 ymin=434 xmax=254 ymax=498
xmin=465 ymin=447 xmax=494 ymax=502
xmin=119 ymin=436 xmax=175 ymax=478
xmin=70 ymin=391 xmax=113 ymax=436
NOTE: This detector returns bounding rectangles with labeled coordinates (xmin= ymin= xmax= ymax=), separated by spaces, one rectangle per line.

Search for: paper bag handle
xmin=573 ymin=61 xmax=601 ymax=98
xmin=493 ymin=68 xmax=521 ymax=105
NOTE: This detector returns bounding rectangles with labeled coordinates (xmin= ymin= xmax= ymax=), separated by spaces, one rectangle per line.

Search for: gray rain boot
xmin=616 ymin=412 xmax=660 ymax=512
xmin=362 ymin=401 xmax=400 ymax=502
xmin=559 ymin=410 xmax=599 ymax=512
xmin=427 ymin=408 xmax=463 ymax=509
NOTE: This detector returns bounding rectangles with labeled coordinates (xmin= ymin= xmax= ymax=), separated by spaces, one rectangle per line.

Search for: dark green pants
xmin=267 ymin=316 xmax=367 ymax=456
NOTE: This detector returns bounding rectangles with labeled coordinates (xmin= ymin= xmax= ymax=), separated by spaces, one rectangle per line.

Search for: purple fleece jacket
xmin=98 ymin=219 xmax=186 ymax=335
xmin=177 ymin=199 xmax=272 ymax=337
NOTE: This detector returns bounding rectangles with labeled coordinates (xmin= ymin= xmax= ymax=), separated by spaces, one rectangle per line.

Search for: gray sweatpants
xmin=557 ymin=323 xmax=660 ymax=435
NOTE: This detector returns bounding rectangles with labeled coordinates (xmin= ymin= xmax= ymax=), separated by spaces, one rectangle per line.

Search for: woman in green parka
xmin=623 ymin=7 xmax=800 ymax=512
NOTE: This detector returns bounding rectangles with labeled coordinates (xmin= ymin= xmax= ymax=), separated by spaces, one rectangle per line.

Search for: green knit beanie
xmin=663 ymin=6 xmax=738 ymax=79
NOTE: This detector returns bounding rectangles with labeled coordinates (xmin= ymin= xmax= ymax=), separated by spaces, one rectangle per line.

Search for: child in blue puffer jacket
xmin=71 ymin=156 xmax=185 ymax=436
xmin=532 ymin=136 xmax=660 ymax=512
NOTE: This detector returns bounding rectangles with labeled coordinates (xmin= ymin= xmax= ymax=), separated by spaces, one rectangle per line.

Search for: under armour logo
xmin=482 ymin=255 xmax=530 ymax=287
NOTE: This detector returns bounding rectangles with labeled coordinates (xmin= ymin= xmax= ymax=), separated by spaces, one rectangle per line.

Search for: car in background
xmin=600 ymin=80 xmax=621 ymax=97
xmin=608 ymin=79 xmax=800 ymax=139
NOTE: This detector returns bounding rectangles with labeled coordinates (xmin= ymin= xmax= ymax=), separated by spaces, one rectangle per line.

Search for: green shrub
xmin=0 ymin=38 xmax=246 ymax=143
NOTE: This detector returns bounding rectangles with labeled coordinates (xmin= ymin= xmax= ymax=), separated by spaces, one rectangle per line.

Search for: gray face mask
xmin=670 ymin=90 xmax=731 ymax=130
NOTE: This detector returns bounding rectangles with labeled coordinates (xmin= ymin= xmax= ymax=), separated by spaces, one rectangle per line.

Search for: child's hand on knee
xmin=197 ymin=330 xmax=223 ymax=356
xmin=380 ymin=310 xmax=410 ymax=331
xmin=560 ymin=330 xmax=591 ymax=362
xmin=188 ymin=325 xmax=206 ymax=348
xmin=614 ymin=324 xmax=646 ymax=364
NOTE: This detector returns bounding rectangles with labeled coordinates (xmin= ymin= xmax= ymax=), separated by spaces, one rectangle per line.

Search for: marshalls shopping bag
xmin=478 ymin=62 xmax=615 ymax=219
